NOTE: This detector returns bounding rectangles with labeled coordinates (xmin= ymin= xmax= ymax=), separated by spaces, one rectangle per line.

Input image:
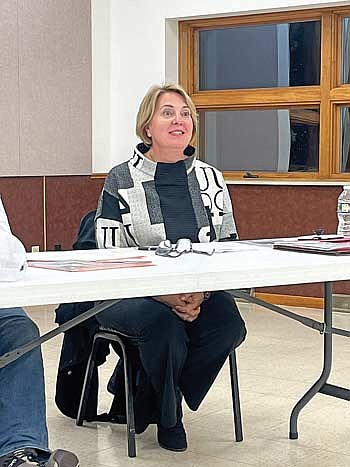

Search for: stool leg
xmin=76 ymin=336 xmax=100 ymax=426
xmin=229 ymin=350 xmax=243 ymax=442
xmin=122 ymin=347 xmax=136 ymax=457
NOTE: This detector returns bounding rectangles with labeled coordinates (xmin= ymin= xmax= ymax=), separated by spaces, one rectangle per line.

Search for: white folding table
xmin=0 ymin=244 xmax=349 ymax=439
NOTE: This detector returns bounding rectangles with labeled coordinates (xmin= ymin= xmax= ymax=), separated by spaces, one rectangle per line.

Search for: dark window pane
xmin=198 ymin=21 xmax=320 ymax=90
xmin=341 ymin=18 xmax=350 ymax=84
xmin=198 ymin=108 xmax=319 ymax=173
xmin=340 ymin=107 xmax=350 ymax=172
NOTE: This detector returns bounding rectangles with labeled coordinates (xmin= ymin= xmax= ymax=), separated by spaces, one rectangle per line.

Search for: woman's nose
xmin=172 ymin=112 xmax=184 ymax=124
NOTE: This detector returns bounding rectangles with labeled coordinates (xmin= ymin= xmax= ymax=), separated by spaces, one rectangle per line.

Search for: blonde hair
xmin=136 ymin=83 xmax=197 ymax=146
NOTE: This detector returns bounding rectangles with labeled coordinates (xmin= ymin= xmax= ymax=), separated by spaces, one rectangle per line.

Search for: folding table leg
xmin=289 ymin=282 xmax=333 ymax=439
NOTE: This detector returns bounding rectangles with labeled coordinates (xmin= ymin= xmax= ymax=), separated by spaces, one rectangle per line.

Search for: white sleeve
xmin=0 ymin=196 xmax=11 ymax=234
xmin=0 ymin=197 xmax=27 ymax=281
xmin=219 ymin=181 xmax=238 ymax=241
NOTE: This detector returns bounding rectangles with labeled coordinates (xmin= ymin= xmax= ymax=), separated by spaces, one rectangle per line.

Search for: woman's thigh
xmin=186 ymin=291 xmax=247 ymax=348
xmin=96 ymin=297 xmax=187 ymax=341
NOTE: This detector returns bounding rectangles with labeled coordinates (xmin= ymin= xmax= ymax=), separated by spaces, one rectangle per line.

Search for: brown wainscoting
xmin=0 ymin=176 xmax=44 ymax=251
xmin=45 ymin=175 xmax=105 ymax=251
xmin=228 ymin=184 xmax=342 ymax=239
xmin=256 ymin=281 xmax=350 ymax=300
xmin=228 ymin=184 xmax=350 ymax=298
xmin=258 ymin=283 xmax=324 ymax=298
xmin=0 ymin=175 xmax=105 ymax=252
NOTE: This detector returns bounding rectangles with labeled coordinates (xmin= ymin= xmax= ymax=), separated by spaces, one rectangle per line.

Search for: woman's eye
xmin=181 ymin=110 xmax=191 ymax=118
xmin=162 ymin=109 xmax=174 ymax=118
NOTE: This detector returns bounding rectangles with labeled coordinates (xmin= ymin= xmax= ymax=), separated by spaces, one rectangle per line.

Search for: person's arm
xmin=219 ymin=182 xmax=239 ymax=241
xmin=0 ymin=196 xmax=11 ymax=234
xmin=0 ymin=197 xmax=27 ymax=281
xmin=95 ymin=171 xmax=129 ymax=249
xmin=172 ymin=292 xmax=211 ymax=322
xmin=154 ymin=292 xmax=210 ymax=322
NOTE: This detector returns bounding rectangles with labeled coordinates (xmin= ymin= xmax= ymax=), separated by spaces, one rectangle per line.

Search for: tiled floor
xmin=25 ymin=302 xmax=349 ymax=467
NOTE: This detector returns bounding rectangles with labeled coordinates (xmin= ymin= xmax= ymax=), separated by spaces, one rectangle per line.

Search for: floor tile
xmin=22 ymin=302 xmax=349 ymax=467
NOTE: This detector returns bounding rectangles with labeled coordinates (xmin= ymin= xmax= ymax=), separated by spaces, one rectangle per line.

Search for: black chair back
xmin=73 ymin=210 xmax=97 ymax=250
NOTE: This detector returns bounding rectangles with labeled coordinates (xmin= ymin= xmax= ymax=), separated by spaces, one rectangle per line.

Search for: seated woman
xmin=94 ymin=83 xmax=247 ymax=452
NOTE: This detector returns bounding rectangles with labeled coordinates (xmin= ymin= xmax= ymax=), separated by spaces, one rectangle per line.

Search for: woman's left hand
xmin=172 ymin=292 xmax=206 ymax=322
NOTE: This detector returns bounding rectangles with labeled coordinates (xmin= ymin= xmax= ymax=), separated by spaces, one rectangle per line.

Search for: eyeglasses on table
xmin=155 ymin=238 xmax=215 ymax=258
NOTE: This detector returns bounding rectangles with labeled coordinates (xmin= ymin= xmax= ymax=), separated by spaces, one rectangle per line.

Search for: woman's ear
xmin=146 ymin=128 xmax=152 ymax=138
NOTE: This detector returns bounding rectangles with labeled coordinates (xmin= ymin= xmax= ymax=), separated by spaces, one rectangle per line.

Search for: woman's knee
xmin=207 ymin=291 xmax=247 ymax=348
xmin=227 ymin=303 xmax=247 ymax=348
xmin=142 ymin=301 xmax=186 ymax=341
xmin=232 ymin=313 xmax=247 ymax=348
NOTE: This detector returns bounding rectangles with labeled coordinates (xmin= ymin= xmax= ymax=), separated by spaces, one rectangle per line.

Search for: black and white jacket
xmin=95 ymin=144 xmax=237 ymax=248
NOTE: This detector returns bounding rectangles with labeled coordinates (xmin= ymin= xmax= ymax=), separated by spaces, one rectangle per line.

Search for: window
xmin=179 ymin=8 xmax=350 ymax=180
xmin=199 ymin=108 xmax=320 ymax=173
xmin=342 ymin=18 xmax=350 ymax=84
xmin=198 ymin=21 xmax=320 ymax=90
xmin=340 ymin=107 xmax=350 ymax=172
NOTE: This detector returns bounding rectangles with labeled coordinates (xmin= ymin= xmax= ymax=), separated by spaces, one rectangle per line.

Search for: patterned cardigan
xmin=95 ymin=144 xmax=237 ymax=248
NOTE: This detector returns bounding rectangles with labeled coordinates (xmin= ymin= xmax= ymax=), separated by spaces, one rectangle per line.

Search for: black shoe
xmin=0 ymin=448 xmax=79 ymax=467
xmin=157 ymin=419 xmax=188 ymax=452
xmin=107 ymin=361 xmax=157 ymax=434
xmin=133 ymin=369 xmax=157 ymax=434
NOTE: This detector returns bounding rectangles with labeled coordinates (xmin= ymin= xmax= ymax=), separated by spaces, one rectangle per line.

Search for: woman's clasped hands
xmin=153 ymin=292 xmax=206 ymax=322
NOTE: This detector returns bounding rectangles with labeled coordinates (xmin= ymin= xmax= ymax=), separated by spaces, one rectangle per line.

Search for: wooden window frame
xmin=179 ymin=7 xmax=350 ymax=181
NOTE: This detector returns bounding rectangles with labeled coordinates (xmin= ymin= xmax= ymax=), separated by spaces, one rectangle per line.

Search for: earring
xmin=184 ymin=145 xmax=195 ymax=156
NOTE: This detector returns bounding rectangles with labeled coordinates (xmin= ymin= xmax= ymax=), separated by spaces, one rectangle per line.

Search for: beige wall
xmin=0 ymin=0 xmax=91 ymax=177
xmin=0 ymin=0 xmax=20 ymax=176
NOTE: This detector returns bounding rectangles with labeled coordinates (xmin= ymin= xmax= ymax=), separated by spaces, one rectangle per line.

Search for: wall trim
xmin=90 ymin=173 xmax=107 ymax=179
xmin=43 ymin=176 xmax=47 ymax=251
xmin=255 ymin=292 xmax=324 ymax=309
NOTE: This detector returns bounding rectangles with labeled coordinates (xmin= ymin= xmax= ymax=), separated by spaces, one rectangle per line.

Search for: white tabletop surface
xmin=1 ymin=243 xmax=350 ymax=308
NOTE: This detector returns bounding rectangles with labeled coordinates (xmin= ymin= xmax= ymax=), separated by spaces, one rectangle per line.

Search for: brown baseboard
xmin=255 ymin=293 xmax=324 ymax=309
xmin=90 ymin=173 xmax=107 ymax=179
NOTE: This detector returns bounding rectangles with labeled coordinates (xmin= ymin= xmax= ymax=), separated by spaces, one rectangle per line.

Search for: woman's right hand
xmin=152 ymin=292 xmax=205 ymax=322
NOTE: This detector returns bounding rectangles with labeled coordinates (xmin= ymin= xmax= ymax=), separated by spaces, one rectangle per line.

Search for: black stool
xmin=76 ymin=330 xmax=243 ymax=458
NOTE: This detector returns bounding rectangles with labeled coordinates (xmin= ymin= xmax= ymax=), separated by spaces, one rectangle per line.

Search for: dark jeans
xmin=0 ymin=308 xmax=49 ymax=458
xmin=96 ymin=291 xmax=246 ymax=428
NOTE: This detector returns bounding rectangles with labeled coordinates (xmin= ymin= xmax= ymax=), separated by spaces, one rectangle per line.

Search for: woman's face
xmin=146 ymin=92 xmax=194 ymax=152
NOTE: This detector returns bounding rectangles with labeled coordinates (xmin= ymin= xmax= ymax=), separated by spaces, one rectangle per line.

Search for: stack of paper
xmin=28 ymin=256 xmax=154 ymax=272
xmin=273 ymin=238 xmax=350 ymax=255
